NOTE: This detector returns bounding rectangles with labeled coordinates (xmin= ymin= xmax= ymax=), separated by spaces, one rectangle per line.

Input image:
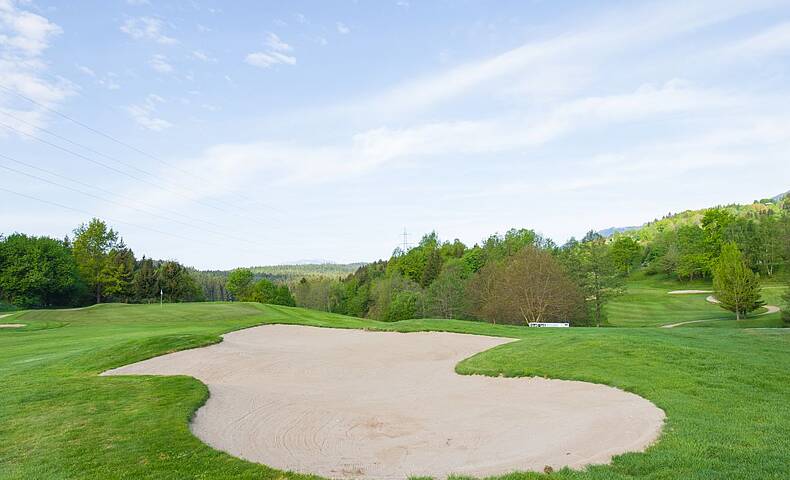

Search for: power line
xmin=0 ymin=152 xmax=229 ymax=231
xmin=0 ymin=185 xmax=220 ymax=248
xmin=0 ymin=108 xmax=283 ymax=218
xmin=0 ymin=161 xmax=263 ymax=247
xmin=0 ymin=121 xmax=282 ymax=229
xmin=0 ymin=80 xmax=283 ymax=215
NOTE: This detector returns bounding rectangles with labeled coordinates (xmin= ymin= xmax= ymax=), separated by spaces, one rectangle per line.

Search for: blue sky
xmin=1 ymin=0 xmax=789 ymax=269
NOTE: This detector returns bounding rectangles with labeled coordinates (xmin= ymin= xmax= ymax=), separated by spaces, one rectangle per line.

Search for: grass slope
xmin=1 ymin=303 xmax=789 ymax=479
xmin=606 ymin=275 xmax=785 ymax=328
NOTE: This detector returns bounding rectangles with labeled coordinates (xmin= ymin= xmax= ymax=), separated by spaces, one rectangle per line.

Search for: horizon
xmin=2 ymin=0 xmax=790 ymax=269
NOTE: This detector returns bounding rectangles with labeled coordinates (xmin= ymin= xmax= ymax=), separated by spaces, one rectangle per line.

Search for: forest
xmin=292 ymin=197 xmax=790 ymax=326
xmin=2 ymin=196 xmax=789 ymax=326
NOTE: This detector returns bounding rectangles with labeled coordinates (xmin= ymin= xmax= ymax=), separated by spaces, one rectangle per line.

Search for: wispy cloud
xmin=336 ymin=22 xmax=350 ymax=35
xmin=245 ymin=32 xmax=295 ymax=68
xmin=125 ymin=94 xmax=172 ymax=131
xmin=264 ymin=32 xmax=291 ymax=52
xmin=76 ymin=64 xmax=95 ymax=77
xmin=726 ymin=21 xmax=790 ymax=57
xmin=148 ymin=53 xmax=173 ymax=73
xmin=120 ymin=16 xmax=177 ymax=45
xmin=191 ymin=49 xmax=216 ymax=62
xmin=0 ymin=0 xmax=74 ymax=136
xmin=245 ymin=51 xmax=296 ymax=68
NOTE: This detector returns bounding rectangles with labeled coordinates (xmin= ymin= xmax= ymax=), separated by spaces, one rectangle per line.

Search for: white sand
xmin=103 ymin=325 xmax=665 ymax=479
xmin=0 ymin=323 xmax=25 ymax=328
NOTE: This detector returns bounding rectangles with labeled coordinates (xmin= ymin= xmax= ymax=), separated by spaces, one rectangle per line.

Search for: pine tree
xmin=712 ymin=242 xmax=763 ymax=320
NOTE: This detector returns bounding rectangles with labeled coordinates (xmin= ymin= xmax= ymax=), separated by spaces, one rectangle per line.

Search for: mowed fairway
xmin=606 ymin=275 xmax=785 ymax=328
xmin=1 ymin=303 xmax=789 ymax=479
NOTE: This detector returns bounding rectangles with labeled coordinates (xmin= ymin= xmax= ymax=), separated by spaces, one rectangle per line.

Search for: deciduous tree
xmin=72 ymin=218 xmax=121 ymax=303
xmin=226 ymin=268 xmax=254 ymax=301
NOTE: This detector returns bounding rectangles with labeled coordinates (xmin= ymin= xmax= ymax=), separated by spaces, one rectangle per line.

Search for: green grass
xmin=1 ymin=302 xmax=789 ymax=479
xmin=606 ymin=274 xmax=786 ymax=328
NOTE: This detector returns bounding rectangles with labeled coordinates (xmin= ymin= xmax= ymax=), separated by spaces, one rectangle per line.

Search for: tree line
xmin=0 ymin=218 xmax=204 ymax=307
xmin=293 ymin=201 xmax=790 ymax=326
xmin=292 ymin=229 xmax=625 ymax=326
xmin=0 ymin=219 xmax=258 ymax=308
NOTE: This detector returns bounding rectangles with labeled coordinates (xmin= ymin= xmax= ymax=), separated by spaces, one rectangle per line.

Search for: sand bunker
xmin=0 ymin=323 xmax=25 ymax=328
xmin=103 ymin=325 xmax=664 ymax=479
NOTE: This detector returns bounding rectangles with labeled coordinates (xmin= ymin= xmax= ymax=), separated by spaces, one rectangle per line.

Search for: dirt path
xmin=103 ymin=325 xmax=665 ymax=479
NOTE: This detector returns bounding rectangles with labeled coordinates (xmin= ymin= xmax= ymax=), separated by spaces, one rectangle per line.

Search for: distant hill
xmin=601 ymin=190 xmax=788 ymax=242
xmin=597 ymin=225 xmax=641 ymax=238
xmin=772 ymin=190 xmax=789 ymax=202
xmin=197 ymin=262 xmax=366 ymax=285
xmin=249 ymin=263 xmax=366 ymax=283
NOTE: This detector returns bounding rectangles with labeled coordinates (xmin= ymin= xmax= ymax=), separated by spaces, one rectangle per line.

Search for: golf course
xmin=1 ymin=292 xmax=788 ymax=479
xmin=2 ymin=1 xmax=790 ymax=478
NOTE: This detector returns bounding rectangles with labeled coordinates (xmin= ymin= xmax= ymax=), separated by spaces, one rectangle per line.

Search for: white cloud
xmin=197 ymin=23 xmax=211 ymax=33
xmin=0 ymin=0 xmax=73 ymax=136
xmin=727 ymin=21 xmax=790 ymax=57
xmin=120 ymin=16 xmax=177 ymax=45
xmin=125 ymin=94 xmax=172 ymax=131
xmin=76 ymin=64 xmax=95 ymax=77
xmin=148 ymin=53 xmax=173 ymax=73
xmin=163 ymin=79 xmax=750 ymax=197
xmin=132 ymin=0 xmax=790 ymax=234
xmin=191 ymin=49 xmax=216 ymax=62
xmin=245 ymin=33 xmax=296 ymax=68
xmin=336 ymin=22 xmax=350 ymax=35
xmin=349 ymin=0 xmax=785 ymax=119
xmin=245 ymin=51 xmax=296 ymax=68
xmin=0 ymin=0 xmax=62 ymax=56
xmin=126 ymin=0 xmax=150 ymax=5
xmin=264 ymin=32 xmax=291 ymax=52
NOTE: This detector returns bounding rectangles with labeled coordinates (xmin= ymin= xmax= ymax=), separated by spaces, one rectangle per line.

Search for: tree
xmin=0 ymin=234 xmax=82 ymax=307
xmin=468 ymin=247 xmax=586 ymax=325
xmin=466 ymin=261 xmax=508 ymax=324
xmin=420 ymin=249 xmax=442 ymax=287
xmin=157 ymin=261 xmax=202 ymax=302
xmin=367 ymin=273 xmax=423 ymax=321
xmin=248 ymin=278 xmax=295 ymax=306
xmin=609 ymin=237 xmax=642 ymax=274
xmin=753 ymin=216 xmax=785 ymax=277
xmin=72 ymin=218 xmax=121 ymax=303
xmin=132 ymin=257 xmax=159 ymax=302
xmin=426 ymin=260 xmax=468 ymax=319
xmin=563 ymin=232 xmax=624 ymax=327
xmin=712 ymin=242 xmax=763 ymax=320
xmin=101 ymin=247 xmax=135 ymax=302
xmin=226 ymin=268 xmax=254 ymax=301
